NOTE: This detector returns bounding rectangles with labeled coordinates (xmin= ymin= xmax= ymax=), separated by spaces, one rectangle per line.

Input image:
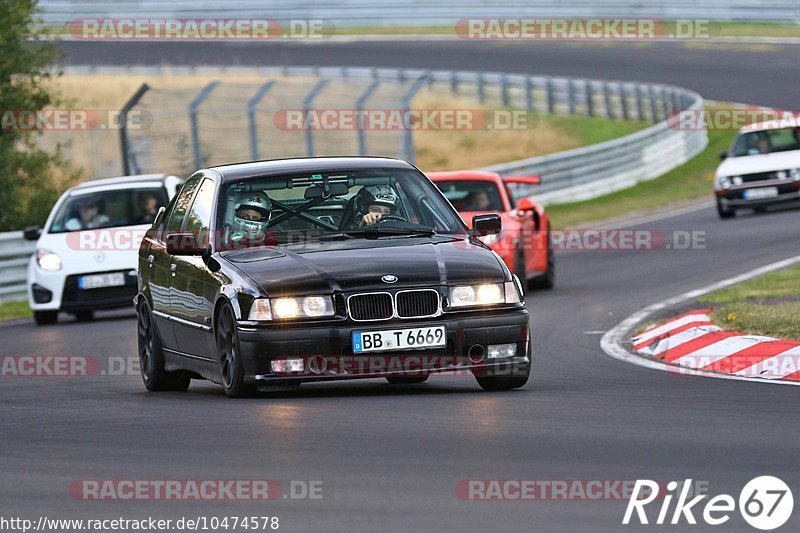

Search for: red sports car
xmin=429 ymin=170 xmax=554 ymax=293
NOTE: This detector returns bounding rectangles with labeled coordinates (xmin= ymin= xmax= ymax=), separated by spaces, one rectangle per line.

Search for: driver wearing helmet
xmin=229 ymin=191 xmax=273 ymax=244
xmin=354 ymin=184 xmax=403 ymax=227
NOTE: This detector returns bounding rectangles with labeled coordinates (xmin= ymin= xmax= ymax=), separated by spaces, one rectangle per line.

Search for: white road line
xmin=633 ymin=313 xmax=711 ymax=345
xmin=600 ymin=254 xmax=800 ymax=387
xmin=672 ymin=335 xmax=777 ymax=368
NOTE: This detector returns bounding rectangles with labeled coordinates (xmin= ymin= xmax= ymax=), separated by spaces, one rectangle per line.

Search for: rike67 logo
xmin=624 ymin=476 xmax=793 ymax=530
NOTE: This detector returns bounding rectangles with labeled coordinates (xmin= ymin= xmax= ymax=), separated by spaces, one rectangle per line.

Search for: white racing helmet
xmin=232 ymin=191 xmax=272 ymax=239
xmin=355 ymin=184 xmax=400 ymax=217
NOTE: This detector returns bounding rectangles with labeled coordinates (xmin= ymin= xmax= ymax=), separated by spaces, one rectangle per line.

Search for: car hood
xmin=717 ymin=151 xmax=800 ymax=177
xmin=220 ymin=236 xmax=508 ymax=296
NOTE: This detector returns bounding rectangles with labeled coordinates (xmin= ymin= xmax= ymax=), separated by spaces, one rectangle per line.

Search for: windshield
xmin=433 ymin=180 xmax=505 ymax=211
xmin=48 ymin=187 xmax=168 ymax=234
xmin=218 ymin=167 xmax=467 ymax=249
xmin=730 ymin=127 xmax=800 ymax=157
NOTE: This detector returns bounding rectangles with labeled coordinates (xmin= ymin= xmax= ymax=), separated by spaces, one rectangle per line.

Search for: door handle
xmin=147 ymin=255 xmax=154 ymax=268
xmin=170 ymin=264 xmax=177 ymax=277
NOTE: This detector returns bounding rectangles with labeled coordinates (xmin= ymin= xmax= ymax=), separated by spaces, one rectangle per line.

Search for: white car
xmin=715 ymin=119 xmax=800 ymax=218
xmin=24 ymin=174 xmax=182 ymax=325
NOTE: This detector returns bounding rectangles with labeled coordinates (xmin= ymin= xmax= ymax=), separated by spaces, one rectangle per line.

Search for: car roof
xmin=427 ymin=170 xmax=502 ymax=182
xmin=740 ymin=116 xmax=800 ymax=134
xmin=71 ymin=173 xmax=173 ymax=191
xmin=207 ymin=156 xmax=416 ymax=181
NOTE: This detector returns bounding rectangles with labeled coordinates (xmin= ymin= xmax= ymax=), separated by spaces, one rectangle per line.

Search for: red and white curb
xmin=601 ymin=255 xmax=800 ymax=386
xmin=633 ymin=309 xmax=800 ymax=381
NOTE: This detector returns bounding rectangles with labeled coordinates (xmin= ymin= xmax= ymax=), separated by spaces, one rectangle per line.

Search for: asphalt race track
xmin=2 ymin=41 xmax=800 ymax=532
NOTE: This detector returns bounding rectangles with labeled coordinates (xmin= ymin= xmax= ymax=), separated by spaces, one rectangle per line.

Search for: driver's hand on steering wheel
xmin=361 ymin=212 xmax=383 ymax=226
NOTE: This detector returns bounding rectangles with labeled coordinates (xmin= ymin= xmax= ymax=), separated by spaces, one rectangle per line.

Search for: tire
xmin=74 ymin=310 xmax=94 ymax=322
xmin=137 ymin=300 xmax=190 ymax=392
xmin=33 ymin=311 xmax=58 ymax=326
xmin=514 ymin=248 xmax=528 ymax=297
xmin=475 ymin=342 xmax=531 ymax=391
xmin=216 ymin=303 xmax=255 ymax=398
xmin=529 ymin=226 xmax=555 ymax=290
xmin=717 ymin=198 xmax=735 ymax=219
xmin=386 ymin=374 xmax=429 ymax=384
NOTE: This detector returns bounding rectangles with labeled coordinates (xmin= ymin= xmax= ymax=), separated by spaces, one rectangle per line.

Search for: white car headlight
xmin=36 ymin=249 xmax=62 ymax=271
xmin=449 ymin=282 xmax=520 ymax=308
xmin=251 ymin=296 xmax=335 ymax=321
xmin=789 ymin=168 xmax=800 ymax=181
xmin=776 ymin=170 xmax=788 ymax=180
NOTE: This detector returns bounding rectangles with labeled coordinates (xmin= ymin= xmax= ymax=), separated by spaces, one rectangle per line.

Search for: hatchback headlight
xmin=717 ymin=176 xmax=733 ymax=189
xmin=449 ymin=282 xmax=520 ymax=308
xmin=249 ymin=296 xmax=335 ymax=321
xmin=36 ymin=249 xmax=62 ymax=271
xmin=790 ymin=168 xmax=800 ymax=181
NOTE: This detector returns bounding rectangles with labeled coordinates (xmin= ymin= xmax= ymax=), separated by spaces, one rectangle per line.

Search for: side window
xmin=163 ymin=175 xmax=202 ymax=236
xmin=184 ymin=179 xmax=215 ymax=236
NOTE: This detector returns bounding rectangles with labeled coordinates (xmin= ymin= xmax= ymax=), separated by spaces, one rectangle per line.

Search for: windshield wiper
xmin=345 ymin=225 xmax=436 ymax=239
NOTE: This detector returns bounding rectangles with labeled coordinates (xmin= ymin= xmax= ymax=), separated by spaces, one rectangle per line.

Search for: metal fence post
xmin=662 ymin=88 xmax=672 ymax=120
xmin=119 ymin=83 xmax=150 ymax=175
xmin=477 ymin=72 xmax=486 ymax=103
xmin=401 ymin=73 xmax=429 ymax=164
xmin=501 ymin=74 xmax=510 ymax=107
xmin=525 ymin=77 xmax=533 ymax=111
xmin=648 ymin=85 xmax=659 ymax=121
xmin=619 ymin=83 xmax=629 ymax=120
xmin=303 ymin=79 xmax=330 ymax=157
xmin=189 ymin=81 xmax=220 ymax=169
xmin=567 ymin=79 xmax=576 ymax=115
xmin=586 ymin=80 xmax=594 ymax=117
xmin=603 ymin=81 xmax=613 ymax=119
xmin=247 ymin=80 xmax=276 ymax=161
xmin=355 ymin=79 xmax=381 ymax=155
xmin=635 ymin=84 xmax=645 ymax=121
xmin=450 ymin=71 xmax=458 ymax=94
xmin=546 ymin=78 xmax=554 ymax=114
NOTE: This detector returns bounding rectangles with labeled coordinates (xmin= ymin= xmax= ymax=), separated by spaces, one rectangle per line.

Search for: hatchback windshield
xmin=433 ymin=180 xmax=505 ymax=211
xmin=49 ymin=187 xmax=168 ymax=233
xmin=218 ymin=168 xmax=467 ymax=248
xmin=730 ymin=127 xmax=800 ymax=157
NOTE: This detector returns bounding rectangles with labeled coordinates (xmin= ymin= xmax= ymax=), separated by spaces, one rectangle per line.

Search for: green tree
xmin=0 ymin=0 xmax=78 ymax=231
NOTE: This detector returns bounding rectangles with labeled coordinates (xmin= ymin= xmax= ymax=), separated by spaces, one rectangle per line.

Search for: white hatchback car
xmin=25 ymin=174 xmax=182 ymax=325
xmin=715 ymin=119 xmax=800 ymax=218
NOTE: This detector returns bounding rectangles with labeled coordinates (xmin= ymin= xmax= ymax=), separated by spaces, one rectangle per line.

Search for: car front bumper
xmin=717 ymin=181 xmax=800 ymax=208
xmin=236 ymin=308 xmax=531 ymax=385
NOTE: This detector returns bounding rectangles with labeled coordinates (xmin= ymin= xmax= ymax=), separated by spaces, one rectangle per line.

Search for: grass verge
xmin=698 ymin=265 xmax=800 ymax=340
xmin=0 ymin=300 xmax=32 ymax=322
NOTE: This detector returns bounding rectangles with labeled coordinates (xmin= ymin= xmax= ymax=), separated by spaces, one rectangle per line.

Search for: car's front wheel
xmin=33 ymin=310 xmax=58 ymax=326
xmin=216 ymin=303 xmax=255 ymax=398
xmin=137 ymin=300 xmax=190 ymax=392
xmin=717 ymin=198 xmax=736 ymax=219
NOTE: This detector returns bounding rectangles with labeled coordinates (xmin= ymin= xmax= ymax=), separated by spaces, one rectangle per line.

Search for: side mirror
xmin=166 ymin=233 xmax=206 ymax=256
xmin=516 ymin=198 xmax=535 ymax=213
xmin=23 ymin=226 xmax=42 ymax=241
xmin=472 ymin=213 xmax=502 ymax=236
xmin=719 ymin=151 xmax=729 ymax=161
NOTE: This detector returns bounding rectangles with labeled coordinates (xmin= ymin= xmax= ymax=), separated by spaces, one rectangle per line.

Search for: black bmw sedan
xmin=135 ymin=157 xmax=531 ymax=397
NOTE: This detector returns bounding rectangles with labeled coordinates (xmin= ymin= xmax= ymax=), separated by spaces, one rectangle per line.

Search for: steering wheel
xmin=375 ymin=214 xmax=408 ymax=224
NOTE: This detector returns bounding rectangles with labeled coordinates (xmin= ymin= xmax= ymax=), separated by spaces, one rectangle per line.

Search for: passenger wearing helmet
xmin=354 ymin=184 xmax=403 ymax=227
xmin=230 ymin=191 xmax=273 ymax=243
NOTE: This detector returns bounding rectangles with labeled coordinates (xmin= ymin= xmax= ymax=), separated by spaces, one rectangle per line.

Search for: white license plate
xmin=743 ymin=187 xmax=779 ymax=200
xmin=352 ymin=326 xmax=446 ymax=353
xmin=78 ymin=272 xmax=125 ymax=290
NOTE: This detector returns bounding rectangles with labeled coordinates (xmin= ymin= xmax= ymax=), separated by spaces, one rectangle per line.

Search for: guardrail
xmin=38 ymin=1 xmax=800 ymax=25
xmin=5 ymin=67 xmax=707 ymax=303
xmin=0 ymin=233 xmax=35 ymax=303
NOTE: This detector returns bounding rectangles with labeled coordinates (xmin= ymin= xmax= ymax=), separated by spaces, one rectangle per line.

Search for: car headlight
xmin=716 ymin=176 xmax=731 ymax=189
xmin=36 ymin=249 xmax=61 ymax=271
xmin=478 ymin=233 xmax=500 ymax=245
xmin=249 ymin=296 xmax=335 ymax=321
xmin=449 ymin=281 xmax=520 ymax=308
xmin=789 ymin=168 xmax=800 ymax=181
xmin=776 ymin=170 xmax=788 ymax=180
